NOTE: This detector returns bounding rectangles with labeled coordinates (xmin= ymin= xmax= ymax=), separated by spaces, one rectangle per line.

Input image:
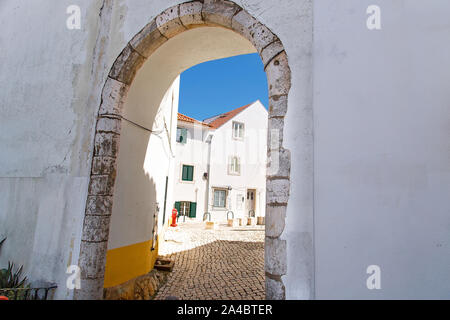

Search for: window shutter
xmin=188 ymin=166 xmax=193 ymax=181
xmin=182 ymin=165 xmax=194 ymax=181
xmin=182 ymin=166 xmax=187 ymax=180
xmin=174 ymin=202 xmax=181 ymax=216
xmin=189 ymin=202 xmax=197 ymax=218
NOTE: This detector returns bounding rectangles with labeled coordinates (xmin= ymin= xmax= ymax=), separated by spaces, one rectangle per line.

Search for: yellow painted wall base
xmin=104 ymin=239 xmax=159 ymax=288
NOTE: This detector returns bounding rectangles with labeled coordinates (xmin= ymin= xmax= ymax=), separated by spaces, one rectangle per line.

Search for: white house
xmin=172 ymin=101 xmax=268 ymax=222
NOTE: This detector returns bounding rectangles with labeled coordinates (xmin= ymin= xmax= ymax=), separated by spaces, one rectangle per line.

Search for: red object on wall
xmin=0 ymin=296 xmax=9 ymax=300
xmin=170 ymin=208 xmax=178 ymax=227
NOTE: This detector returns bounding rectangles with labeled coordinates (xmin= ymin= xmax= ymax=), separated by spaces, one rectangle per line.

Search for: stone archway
xmin=75 ymin=0 xmax=291 ymax=300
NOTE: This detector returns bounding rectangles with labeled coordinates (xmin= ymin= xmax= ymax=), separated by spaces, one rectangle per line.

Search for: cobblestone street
xmin=154 ymin=221 xmax=265 ymax=300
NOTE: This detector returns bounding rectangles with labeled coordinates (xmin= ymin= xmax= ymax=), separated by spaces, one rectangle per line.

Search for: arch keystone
xmin=156 ymin=5 xmax=186 ymax=38
xmin=202 ymin=0 xmax=241 ymax=28
xmin=180 ymin=1 xmax=205 ymax=28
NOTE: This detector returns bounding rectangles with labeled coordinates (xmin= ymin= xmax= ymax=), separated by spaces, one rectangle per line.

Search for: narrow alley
xmin=154 ymin=222 xmax=265 ymax=300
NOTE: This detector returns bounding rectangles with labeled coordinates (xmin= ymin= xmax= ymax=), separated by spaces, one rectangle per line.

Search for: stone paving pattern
xmin=154 ymin=221 xmax=265 ymax=300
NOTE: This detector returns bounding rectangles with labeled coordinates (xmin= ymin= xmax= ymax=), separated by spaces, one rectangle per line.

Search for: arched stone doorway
xmin=75 ymin=0 xmax=291 ymax=300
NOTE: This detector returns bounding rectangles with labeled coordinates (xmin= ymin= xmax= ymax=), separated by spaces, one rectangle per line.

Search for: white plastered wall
xmin=208 ymin=101 xmax=268 ymax=221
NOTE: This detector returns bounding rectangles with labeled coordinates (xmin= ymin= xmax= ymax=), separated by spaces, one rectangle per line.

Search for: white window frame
xmin=213 ymin=189 xmax=227 ymax=209
xmin=232 ymin=121 xmax=245 ymax=140
xmin=228 ymin=156 xmax=241 ymax=175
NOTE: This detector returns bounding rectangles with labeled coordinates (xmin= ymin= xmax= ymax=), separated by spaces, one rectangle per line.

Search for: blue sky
xmin=178 ymin=53 xmax=268 ymax=121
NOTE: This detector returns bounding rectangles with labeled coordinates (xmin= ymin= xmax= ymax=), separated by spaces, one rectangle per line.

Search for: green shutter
xmin=182 ymin=166 xmax=187 ymax=180
xmin=182 ymin=165 xmax=194 ymax=181
xmin=174 ymin=202 xmax=181 ymax=217
xmin=188 ymin=166 xmax=193 ymax=181
xmin=189 ymin=202 xmax=197 ymax=218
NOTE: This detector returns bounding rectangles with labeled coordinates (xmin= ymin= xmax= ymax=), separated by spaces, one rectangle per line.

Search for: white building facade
xmin=173 ymin=101 xmax=267 ymax=222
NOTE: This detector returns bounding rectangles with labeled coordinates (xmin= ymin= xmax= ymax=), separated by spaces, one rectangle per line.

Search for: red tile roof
xmin=177 ymin=102 xmax=256 ymax=129
xmin=177 ymin=113 xmax=211 ymax=127
xmin=203 ymin=103 xmax=253 ymax=129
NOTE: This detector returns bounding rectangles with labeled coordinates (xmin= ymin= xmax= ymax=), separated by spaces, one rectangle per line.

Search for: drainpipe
xmin=205 ymin=133 xmax=213 ymax=213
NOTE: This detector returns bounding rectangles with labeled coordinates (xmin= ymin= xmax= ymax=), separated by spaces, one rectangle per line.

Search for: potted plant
xmin=0 ymin=237 xmax=30 ymax=300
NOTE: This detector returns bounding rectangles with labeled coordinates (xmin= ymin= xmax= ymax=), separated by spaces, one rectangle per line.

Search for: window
xmin=228 ymin=156 xmax=241 ymax=175
xmin=213 ymin=189 xmax=227 ymax=208
xmin=232 ymin=121 xmax=244 ymax=140
xmin=176 ymin=127 xmax=187 ymax=144
xmin=180 ymin=201 xmax=190 ymax=217
xmin=181 ymin=165 xmax=194 ymax=181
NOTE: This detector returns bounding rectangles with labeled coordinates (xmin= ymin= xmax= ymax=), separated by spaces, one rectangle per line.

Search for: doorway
xmin=76 ymin=0 xmax=292 ymax=300
xmin=246 ymin=189 xmax=256 ymax=217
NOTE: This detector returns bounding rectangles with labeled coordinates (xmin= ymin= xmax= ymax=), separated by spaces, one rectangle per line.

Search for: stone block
xmin=88 ymin=175 xmax=115 ymax=196
xmin=265 ymin=205 xmax=286 ymax=238
xmin=265 ymin=237 xmax=287 ymax=276
xmin=232 ymin=10 xmax=277 ymax=53
xmin=267 ymin=148 xmax=290 ymax=178
xmin=266 ymin=178 xmax=290 ymax=204
xmin=266 ymin=51 xmax=291 ymax=97
xmin=268 ymin=94 xmax=288 ymax=118
xmin=231 ymin=9 xmax=257 ymax=39
xmin=156 ymin=5 xmax=186 ymax=38
xmin=97 ymin=117 xmax=121 ymax=134
xmin=99 ymin=77 xmax=129 ymax=116
xmin=203 ymin=0 xmax=240 ymax=28
xmin=109 ymin=44 xmax=146 ymax=85
xmin=266 ymin=277 xmax=285 ymax=300
xmin=91 ymin=157 xmax=116 ymax=176
xmin=130 ymin=20 xmax=167 ymax=58
xmin=268 ymin=117 xmax=284 ymax=150
xmin=74 ymin=278 xmax=104 ymax=300
xmin=94 ymin=132 xmax=120 ymax=158
xmin=261 ymin=40 xmax=284 ymax=67
xmin=86 ymin=195 xmax=113 ymax=215
xmin=78 ymin=240 xmax=108 ymax=279
xmin=82 ymin=215 xmax=111 ymax=242
xmin=180 ymin=1 xmax=204 ymax=27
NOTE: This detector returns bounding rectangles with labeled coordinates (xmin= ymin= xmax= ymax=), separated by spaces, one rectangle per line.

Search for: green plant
xmin=0 ymin=262 xmax=28 ymax=289
xmin=0 ymin=237 xmax=29 ymax=290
